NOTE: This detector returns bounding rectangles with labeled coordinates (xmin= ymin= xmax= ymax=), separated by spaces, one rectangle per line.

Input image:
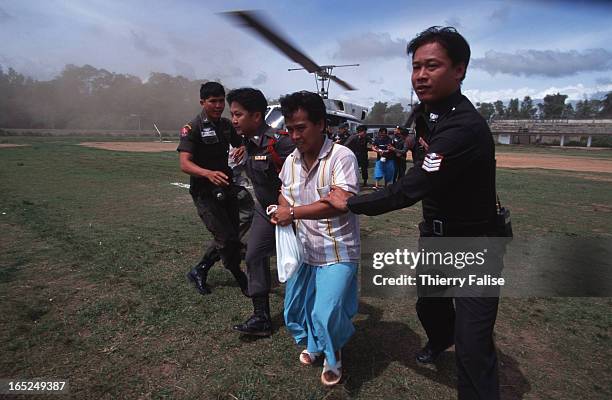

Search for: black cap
xmin=339 ymin=122 xmax=349 ymax=129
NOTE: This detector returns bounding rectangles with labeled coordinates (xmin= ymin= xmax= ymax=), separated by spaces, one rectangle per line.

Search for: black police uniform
xmin=347 ymin=90 xmax=500 ymax=399
xmin=344 ymin=133 xmax=371 ymax=185
xmin=391 ymin=134 xmax=408 ymax=183
xmin=177 ymin=110 xmax=248 ymax=295
xmin=233 ymin=123 xmax=295 ymax=335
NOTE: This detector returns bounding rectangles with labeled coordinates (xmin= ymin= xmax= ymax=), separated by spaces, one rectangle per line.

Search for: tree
xmin=383 ymin=103 xmax=406 ymax=125
xmin=600 ymin=91 xmax=612 ymax=117
xmin=476 ymin=102 xmax=495 ymax=120
xmin=365 ymin=101 xmax=388 ymax=124
xmin=506 ymin=98 xmax=519 ymax=119
xmin=519 ymin=96 xmax=535 ymax=119
xmin=542 ymin=92 xmax=567 ymax=119
xmin=493 ymin=100 xmax=505 ymax=119
xmin=563 ymin=103 xmax=575 ymax=119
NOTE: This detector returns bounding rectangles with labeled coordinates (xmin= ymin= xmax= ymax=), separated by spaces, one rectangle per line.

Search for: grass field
xmin=1 ymin=138 xmax=611 ymax=399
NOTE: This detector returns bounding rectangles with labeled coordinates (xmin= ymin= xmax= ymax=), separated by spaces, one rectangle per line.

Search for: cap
xmin=339 ymin=122 xmax=349 ymax=129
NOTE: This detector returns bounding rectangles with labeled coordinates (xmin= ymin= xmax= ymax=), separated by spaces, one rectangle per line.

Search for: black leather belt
xmin=421 ymin=219 xmax=494 ymax=237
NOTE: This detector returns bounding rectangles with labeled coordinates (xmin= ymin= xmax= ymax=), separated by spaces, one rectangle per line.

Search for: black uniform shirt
xmin=348 ymin=90 xmax=497 ymax=229
xmin=177 ymin=110 xmax=243 ymax=194
xmin=245 ymin=124 xmax=295 ymax=209
xmin=344 ymin=134 xmax=371 ymax=161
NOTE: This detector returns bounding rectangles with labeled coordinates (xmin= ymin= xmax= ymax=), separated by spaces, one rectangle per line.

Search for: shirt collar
xmin=294 ymin=136 xmax=333 ymax=160
xmin=426 ymin=89 xmax=463 ymax=116
xmin=249 ymin=123 xmax=272 ymax=146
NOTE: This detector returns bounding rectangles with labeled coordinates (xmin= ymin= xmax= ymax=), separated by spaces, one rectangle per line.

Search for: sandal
xmin=299 ymin=349 xmax=321 ymax=366
xmin=321 ymin=351 xmax=342 ymax=386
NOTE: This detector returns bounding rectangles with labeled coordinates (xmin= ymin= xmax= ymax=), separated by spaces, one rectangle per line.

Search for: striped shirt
xmin=279 ymin=138 xmax=361 ymax=266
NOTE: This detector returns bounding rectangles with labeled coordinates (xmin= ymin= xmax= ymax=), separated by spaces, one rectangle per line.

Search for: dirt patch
xmin=0 ymin=143 xmax=30 ymax=148
xmin=495 ymin=152 xmax=612 ymax=173
xmin=79 ymin=141 xmax=177 ymax=152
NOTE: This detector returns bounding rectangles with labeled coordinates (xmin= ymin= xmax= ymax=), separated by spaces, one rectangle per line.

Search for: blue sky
xmin=1 ymin=0 xmax=611 ymax=108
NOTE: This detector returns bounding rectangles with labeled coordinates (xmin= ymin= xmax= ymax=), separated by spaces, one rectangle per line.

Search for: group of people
xmin=177 ymin=26 xmax=503 ymax=399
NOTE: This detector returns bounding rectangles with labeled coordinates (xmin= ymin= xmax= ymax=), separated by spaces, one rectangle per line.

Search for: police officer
xmin=390 ymin=126 xmax=408 ymax=183
xmin=178 ymin=82 xmax=249 ymax=297
xmin=325 ymin=27 xmax=501 ymax=399
xmin=227 ymin=88 xmax=295 ymax=336
xmin=334 ymin=122 xmax=350 ymax=145
xmin=343 ymin=125 xmax=371 ymax=187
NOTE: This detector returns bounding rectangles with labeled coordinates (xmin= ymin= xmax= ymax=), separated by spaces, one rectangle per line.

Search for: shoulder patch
xmin=422 ymin=152 xmax=443 ymax=172
xmin=181 ymin=124 xmax=191 ymax=137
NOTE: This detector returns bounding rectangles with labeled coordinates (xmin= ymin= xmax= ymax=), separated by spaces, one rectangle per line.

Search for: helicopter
xmin=222 ymin=10 xmax=369 ymax=133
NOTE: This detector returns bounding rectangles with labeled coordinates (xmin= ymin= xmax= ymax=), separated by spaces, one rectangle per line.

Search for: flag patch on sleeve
xmin=422 ymin=152 xmax=443 ymax=172
xmin=180 ymin=125 xmax=191 ymax=137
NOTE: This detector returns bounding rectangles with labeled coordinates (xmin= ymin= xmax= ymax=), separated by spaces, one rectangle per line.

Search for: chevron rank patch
xmin=422 ymin=152 xmax=444 ymax=172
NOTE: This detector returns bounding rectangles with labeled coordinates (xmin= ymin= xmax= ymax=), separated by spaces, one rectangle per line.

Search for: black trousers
xmin=416 ymin=297 xmax=499 ymax=399
xmin=198 ymin=186 xmax=254 ymax=265
xmin=191 ymin=186 xmax=242 ymax=274
xmin=358 ymin=157 xmax=369 ymax=183
xmin=416 ymin=226 xmax=501 ymax=400
xmin=244 ymin=203 xmax=274 ymax=297
xmin=394 ymin=159 xmax=406 ymax=183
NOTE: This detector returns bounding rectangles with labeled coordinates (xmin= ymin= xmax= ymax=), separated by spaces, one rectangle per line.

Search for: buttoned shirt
xmin=279 ymin=138 xmax=361 ymax=266
xmin=347 ymin=90 xmax=497 ymax=234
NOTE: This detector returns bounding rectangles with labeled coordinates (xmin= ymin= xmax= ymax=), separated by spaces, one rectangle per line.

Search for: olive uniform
xmin=347 ymin=90 xmax=501 ymax=399
xmin=177 ymin=110 xmax=249 ymax=295
xmin=233 ymin=123 xmax=295 ymax=335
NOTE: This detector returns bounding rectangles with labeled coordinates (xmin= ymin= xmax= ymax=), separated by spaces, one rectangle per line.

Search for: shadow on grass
xmin=345 ymin=302 xmax=531 ymax=399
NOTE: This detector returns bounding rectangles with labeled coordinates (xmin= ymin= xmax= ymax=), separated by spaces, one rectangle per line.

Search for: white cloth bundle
xmin=266 ymin=205 xmax=303 ymax=282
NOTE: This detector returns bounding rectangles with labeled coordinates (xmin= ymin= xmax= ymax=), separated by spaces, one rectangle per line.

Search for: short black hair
xmin=406 ymin=26 xmax=471 ymax=81
xmin=200 ymin=81 xmax=225 ymax=100
xmin=357 ymin=125 xmax=367 ymax=132
xmin=379 ymin=127 xmax=388 ymax=134
xmin=279 ymin=91 xmax=326 ymax=127
xmin=226 ymin=87 xmax=268 ymax=117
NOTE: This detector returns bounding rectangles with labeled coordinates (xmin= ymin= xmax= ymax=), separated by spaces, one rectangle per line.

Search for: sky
xmin=1 ymin=0 xmax=611 ymax=109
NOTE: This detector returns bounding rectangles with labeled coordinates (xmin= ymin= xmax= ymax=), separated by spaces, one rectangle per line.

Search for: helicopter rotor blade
xmin=330 ymin=75 xmax=356 ymax=91
xmin=222 ymin=10 xmax=320 ymax=74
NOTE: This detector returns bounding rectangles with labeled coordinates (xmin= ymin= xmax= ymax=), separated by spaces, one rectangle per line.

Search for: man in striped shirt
xmin=271 ymin=91 xmax=360 ymax=386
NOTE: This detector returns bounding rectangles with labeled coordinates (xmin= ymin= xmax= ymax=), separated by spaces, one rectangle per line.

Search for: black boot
xmin=232 ymin=295 xmax=272 ymax=337
xmin=186 ymin=262 xmax=213 ymax=295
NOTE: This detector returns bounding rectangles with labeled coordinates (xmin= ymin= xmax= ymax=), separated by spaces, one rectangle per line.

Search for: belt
xmin=421 ymin=219 xmax=494 ymax=237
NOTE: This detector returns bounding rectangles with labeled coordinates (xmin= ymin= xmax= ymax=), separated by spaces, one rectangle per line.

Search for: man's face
xmin=230 ymin=102 xmax=261 ymax=137
xmin=285 ymin=108 xmax=324 ymax=154
xmin=358 ymin=129 xmax=366 ymax=138
xmin=379 ymin=130 xmax=387 ymax=139
xmin=200 ymin=95 xmax=225 ymax=120
xmin=411 ymin=41 xmax=464 ymax=104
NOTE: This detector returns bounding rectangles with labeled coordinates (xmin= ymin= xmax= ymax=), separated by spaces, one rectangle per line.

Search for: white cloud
xmin=472 ymin=48 xmax=612 ymax=77
xmin=333 ymin=32 xmax=406 ymax=61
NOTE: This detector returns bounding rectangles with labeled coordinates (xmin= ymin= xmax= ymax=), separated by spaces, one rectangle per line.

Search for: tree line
xmin=475 ymin=93 xmax=612 ymax=121
xmin=2 ymin=64 xmax=611 ymax=130
xmin=0 ymin=64 xmax=208 ymax=130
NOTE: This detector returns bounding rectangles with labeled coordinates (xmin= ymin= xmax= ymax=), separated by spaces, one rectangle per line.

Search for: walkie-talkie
xmin=496 ymin=195 xmax=513 ymax=238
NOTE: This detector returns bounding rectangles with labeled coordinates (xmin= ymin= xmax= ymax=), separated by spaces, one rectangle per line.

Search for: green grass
xmin=1 ymin=139 xmax=611 ymax=399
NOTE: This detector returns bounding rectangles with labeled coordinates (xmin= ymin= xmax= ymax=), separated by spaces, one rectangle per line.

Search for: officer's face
xmin=200 ymin=95 xmax=225 ymax=120
xmin=411 ymin=42 xmax=465 ymax=104
xmin=230 ymin=102 xmax=261 ymax=137
xmin=285 ymin=108 xmax=324 ymax=155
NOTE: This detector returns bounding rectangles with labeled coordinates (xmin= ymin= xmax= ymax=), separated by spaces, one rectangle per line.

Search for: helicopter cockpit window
xmin=266 ymin=108 xmax=285 ymax=130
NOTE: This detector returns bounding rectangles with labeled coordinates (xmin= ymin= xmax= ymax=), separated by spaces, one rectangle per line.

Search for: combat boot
xmin=232 ymin=295 xmax=272 ymax=337
xmin=186 ymin=262 xmax=213 ymax=295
